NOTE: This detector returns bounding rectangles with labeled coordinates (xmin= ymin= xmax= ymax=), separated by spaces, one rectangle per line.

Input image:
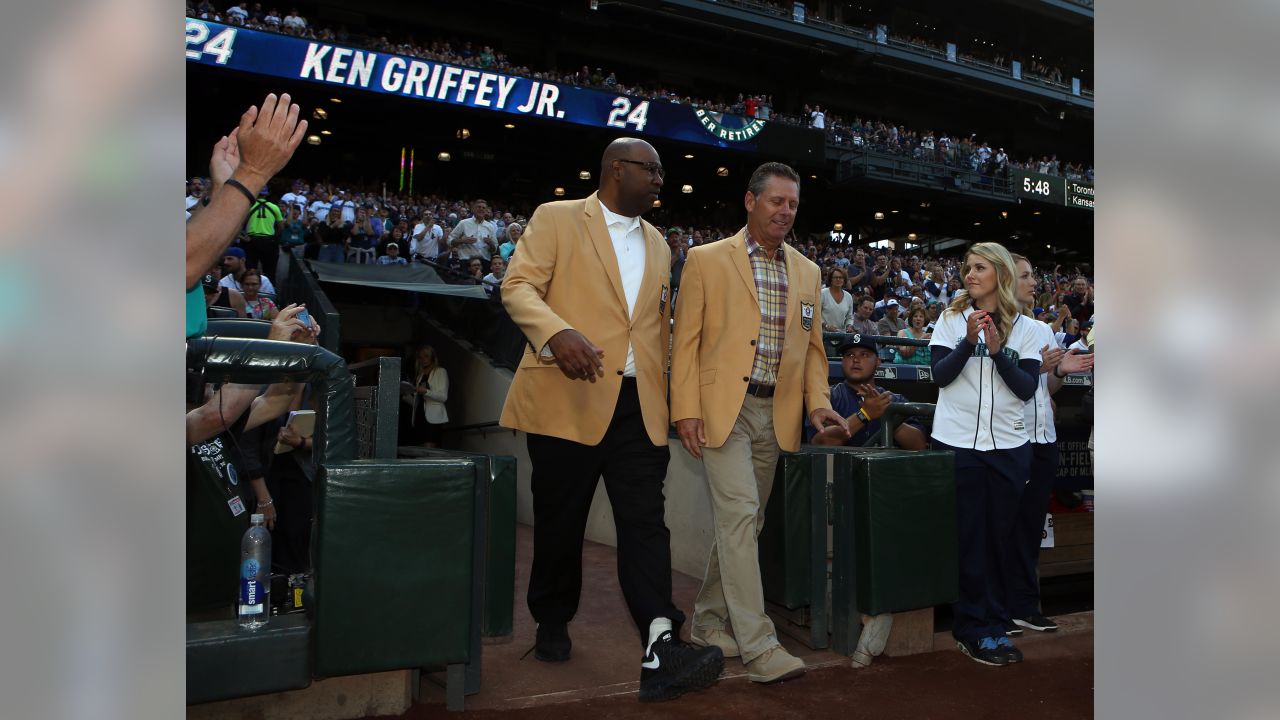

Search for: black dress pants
xmin=525 ymin=378 xmax=684 ymax=647
xmin=1006 ymin=441 xmax=1059 ymax=617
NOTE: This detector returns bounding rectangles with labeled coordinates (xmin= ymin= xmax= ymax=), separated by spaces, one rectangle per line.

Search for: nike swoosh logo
xmin=641 ymin=654 xmax=660 ymax=670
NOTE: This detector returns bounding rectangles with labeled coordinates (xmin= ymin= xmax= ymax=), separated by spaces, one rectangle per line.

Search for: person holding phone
xmin=928 ymin=242 xmax=1042 ymax=667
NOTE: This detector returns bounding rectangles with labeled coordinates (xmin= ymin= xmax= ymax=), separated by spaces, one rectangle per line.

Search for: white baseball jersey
xmin=1023 ymin=319 xmax=1057 ymax=445
xmin=929 ymin=307 xmax=1043 ymax=450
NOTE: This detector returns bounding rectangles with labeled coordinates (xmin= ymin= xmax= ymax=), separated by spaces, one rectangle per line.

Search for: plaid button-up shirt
xmin=745 ymin=231 xmax=788 ymax=385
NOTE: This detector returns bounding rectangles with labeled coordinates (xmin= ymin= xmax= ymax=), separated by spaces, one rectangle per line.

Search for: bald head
xmin=600 ymin=138 xmax=656 ymax=176
xmin=598 ymin=137 xmax=663 ymax=217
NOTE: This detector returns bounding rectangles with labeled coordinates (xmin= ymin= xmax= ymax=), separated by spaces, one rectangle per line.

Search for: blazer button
xmin=750 ymin=339 xmax=757 ymax=346
xmin=742 ymin=376 xmax=749 ymax=382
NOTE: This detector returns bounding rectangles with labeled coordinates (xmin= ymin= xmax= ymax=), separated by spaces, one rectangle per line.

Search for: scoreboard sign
xmin=1012 ymin=169 xmax=1094 ymax=210
xmin=186 ymin=19 xmax=768 ymax=151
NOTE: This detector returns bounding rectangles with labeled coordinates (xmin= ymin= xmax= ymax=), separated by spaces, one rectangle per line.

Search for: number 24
xmin=606 ymin=97 xmax=650 ymax=132
xmin=186 ymin=21 xmax=237 ymax=64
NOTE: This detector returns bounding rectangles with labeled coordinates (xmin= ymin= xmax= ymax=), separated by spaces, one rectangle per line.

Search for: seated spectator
xmin=498 ymin=222 xmax=522 ymax=261
xmin=1056 ymin=317 xmax=1081 ymax=349
xmin=282 ymin=8 xmax=306 ymax=34
xmin=220 ymin=246 xmax=276 ymax=295
xmin=241 ymin=270 xmax=278 ymax=320
xmin=894 ymin=306 xmax=932 ymax=365
xmin=877 ymin=297 xmax=906 ymax=336
xmin=203 ymin=266 xmax=247 ymax=317
xmin=805 ymin=335 xmax=927 ymax=449
xmin=376 ymin=242 xmax=408 ymax=265
xmin=849 ymin=296 xmax=878 ymax=336
xmin=381 ymin=225 xmax=407 ymax=256
xmin=465 ymin=257 xmax=486 ymax=284
xmin=482 ymin=256 xmax=506 ymax=295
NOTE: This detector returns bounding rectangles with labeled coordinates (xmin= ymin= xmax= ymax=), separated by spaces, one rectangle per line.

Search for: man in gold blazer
xmin=501 ymin=138 xmax=723 ymax=703
xmin=670 ymin=162 xmax=849 ymax=684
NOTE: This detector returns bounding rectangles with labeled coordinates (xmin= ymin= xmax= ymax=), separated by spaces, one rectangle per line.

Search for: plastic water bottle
xmin=237 ymin=514 xmax=272 ymax=630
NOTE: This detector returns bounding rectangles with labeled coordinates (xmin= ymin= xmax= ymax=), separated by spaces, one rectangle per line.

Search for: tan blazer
xmin=670 ymin=229 xmax=831 ymax=452
xmin=500 ymin=192 xmax=673 ymax=446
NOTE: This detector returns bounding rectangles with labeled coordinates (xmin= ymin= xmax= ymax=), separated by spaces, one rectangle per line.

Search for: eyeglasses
xmin=615 ymin=159 xmax=666 ymax=179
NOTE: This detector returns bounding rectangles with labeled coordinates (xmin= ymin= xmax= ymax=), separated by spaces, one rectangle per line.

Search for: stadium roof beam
xmin=625 ymin=0 xmax=1091 ymax=113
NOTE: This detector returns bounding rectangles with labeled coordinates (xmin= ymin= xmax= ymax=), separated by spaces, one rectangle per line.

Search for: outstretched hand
xmin=234 ymin=92 xmax=309 ymax=185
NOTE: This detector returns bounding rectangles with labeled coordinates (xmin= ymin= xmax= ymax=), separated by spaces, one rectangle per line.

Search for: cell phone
xmin=297 ymin=308 xmax=311 ymax=327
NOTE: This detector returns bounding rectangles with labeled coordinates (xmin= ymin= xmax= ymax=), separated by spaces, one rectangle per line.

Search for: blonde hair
xmin=1011 ymin=253 xmax=1035 ymax=318
xmin=945 ymin=242 xmax=1022 ymax=342
xmin=414 ymin=345 xmax=438 ymax=376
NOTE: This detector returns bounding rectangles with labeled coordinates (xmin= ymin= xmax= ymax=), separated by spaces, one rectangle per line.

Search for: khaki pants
xmin=693 ymin=395 xmax=781 ymax=663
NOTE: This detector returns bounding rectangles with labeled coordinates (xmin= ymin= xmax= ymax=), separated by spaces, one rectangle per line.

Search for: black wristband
xmin=1053 ymin=366 xmax=1066 ymax=379
xmin=224 ymin=178 xmax=258 ymax=204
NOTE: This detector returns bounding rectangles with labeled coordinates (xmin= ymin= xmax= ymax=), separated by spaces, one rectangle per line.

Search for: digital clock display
xmin=1011 ymin=170 xmax=1091 ymax=210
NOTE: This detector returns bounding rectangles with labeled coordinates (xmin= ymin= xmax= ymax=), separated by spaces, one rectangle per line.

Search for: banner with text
xmin=186 ymin=19 xmax=768 ymax=151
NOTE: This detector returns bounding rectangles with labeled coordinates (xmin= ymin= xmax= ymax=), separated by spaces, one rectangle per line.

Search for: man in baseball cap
xmin=806 ymin=333 xmax=928 ymax=448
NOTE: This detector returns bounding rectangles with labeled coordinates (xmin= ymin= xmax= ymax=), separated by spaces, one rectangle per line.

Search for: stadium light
xmin=653 ymin=199 xmax=661 ymax=208
xmin=1033 ymin=210 xmax=1041 ymax=215
xmin=874 ymin=212 xmax=884 ymax=220
xmin=684 ymin=154 xmax=694 ymax=159
xmin=457 ymin=128 xmax=471 ymax=139
xmin=716 ymin=167 xmax=729 ymax=177
xmin=908 ymin=233 xmax=917 ymax=240
xmin=579 ymin=171 xmax=591 ymax=180
xmin=312 ymin=108 xmax=328 ymax=120
xmin=554 ymin=187 xmax=565 ymax=196
xmin=329 ymin=97 xmax=342 ymax=103
xmin=973 ymin=222 xmax=981 ymax=226
xmin=305 ymin=135 xmax=321 ymax=145
xmin=681 ymin=185 xmax=693 ymax=194
xmin=833 ymin=223 xmax=844 ymax=232
xmin=503 ymin=123 xmax=515 ymax=129
xmin=320 ymin=130 xmax=332 ymax=136
xmin=891 ymin=209 xmax=899 ymax=214
xmin=437 ymin=152 xmax=451 ymax=161
xmin=1000 ymin=211 xmax=1008 ymax=219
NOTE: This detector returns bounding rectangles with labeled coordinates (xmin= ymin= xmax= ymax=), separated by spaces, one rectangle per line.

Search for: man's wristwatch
xmin=856 ymin=408 xmax=872 ymax=424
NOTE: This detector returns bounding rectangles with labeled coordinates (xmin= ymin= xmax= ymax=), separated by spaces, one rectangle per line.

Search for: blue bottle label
xmin=239 ymin=558 xmax=264 ymax=613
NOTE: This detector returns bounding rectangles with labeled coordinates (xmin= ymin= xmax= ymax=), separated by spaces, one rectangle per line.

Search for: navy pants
xmin=525 ymin=378 xmax=684 ymax=647
xmin=935 ymin=440 xmax=1031 ymax=645
xmin=1006 ymin=442 xmax=1059 ymax=617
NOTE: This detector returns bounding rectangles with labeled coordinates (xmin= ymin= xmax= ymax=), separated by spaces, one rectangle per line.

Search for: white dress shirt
xmin=599 ymin=199 xmax=646 ymax=376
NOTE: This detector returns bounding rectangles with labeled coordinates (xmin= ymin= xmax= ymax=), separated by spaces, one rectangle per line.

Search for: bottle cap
xmin=251 ymin=513 xmax=265 ymax=523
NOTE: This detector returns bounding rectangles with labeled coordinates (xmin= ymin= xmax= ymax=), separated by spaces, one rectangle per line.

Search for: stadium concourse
xmin=186 ymin=0 xmax=1093 ymax=717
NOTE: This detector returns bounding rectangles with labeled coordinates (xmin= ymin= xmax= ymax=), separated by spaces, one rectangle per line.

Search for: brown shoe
xmin=746 ymin=645 xmax=805 ymax=683
xmin=690 ymin=626 xmax=741 ymax=658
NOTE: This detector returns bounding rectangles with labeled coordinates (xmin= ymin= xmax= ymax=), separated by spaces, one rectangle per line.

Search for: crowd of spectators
xmin=187 ymin=3 xmax=1093 ymax=182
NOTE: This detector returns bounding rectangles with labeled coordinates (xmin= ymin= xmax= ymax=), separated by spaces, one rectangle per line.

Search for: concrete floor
xmin=392 ymin=524 xmax=1093 ymax=718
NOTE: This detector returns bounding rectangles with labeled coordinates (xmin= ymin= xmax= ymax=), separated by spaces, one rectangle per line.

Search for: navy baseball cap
xmin=837 ymin=333 xmax=878 ymax=355
xmin=224 ymin=247 xmax=246 ymax=259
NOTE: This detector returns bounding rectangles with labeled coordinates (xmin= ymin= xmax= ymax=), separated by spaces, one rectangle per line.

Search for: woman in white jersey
xmin=928 ymin=242 xmax=1042 ymax=666
xmin=1005 ymin=255 xmax=1094 ymax=635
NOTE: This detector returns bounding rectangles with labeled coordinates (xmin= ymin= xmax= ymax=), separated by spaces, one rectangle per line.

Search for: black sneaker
xmin=957 ymin=637 xmax=1008 ymax=667
xmin=1013 ymin=613 xmax=1059 ymax=632
xmin=535 ymin=622 xmax=571 ymax=662
xmin=638 ymin=631 xmax=725 ymax=702
xmin=1004 ymin=620 xmax=1023 ymax=637
xmin=995 ymin=636 xmax=1023 ymax=663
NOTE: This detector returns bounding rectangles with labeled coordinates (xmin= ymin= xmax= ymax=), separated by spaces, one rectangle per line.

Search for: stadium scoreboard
xmin=186 ymin=19 xmax=769 ymax=151
xmin=1012 ymin=169 xmax=1094 ymax=210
